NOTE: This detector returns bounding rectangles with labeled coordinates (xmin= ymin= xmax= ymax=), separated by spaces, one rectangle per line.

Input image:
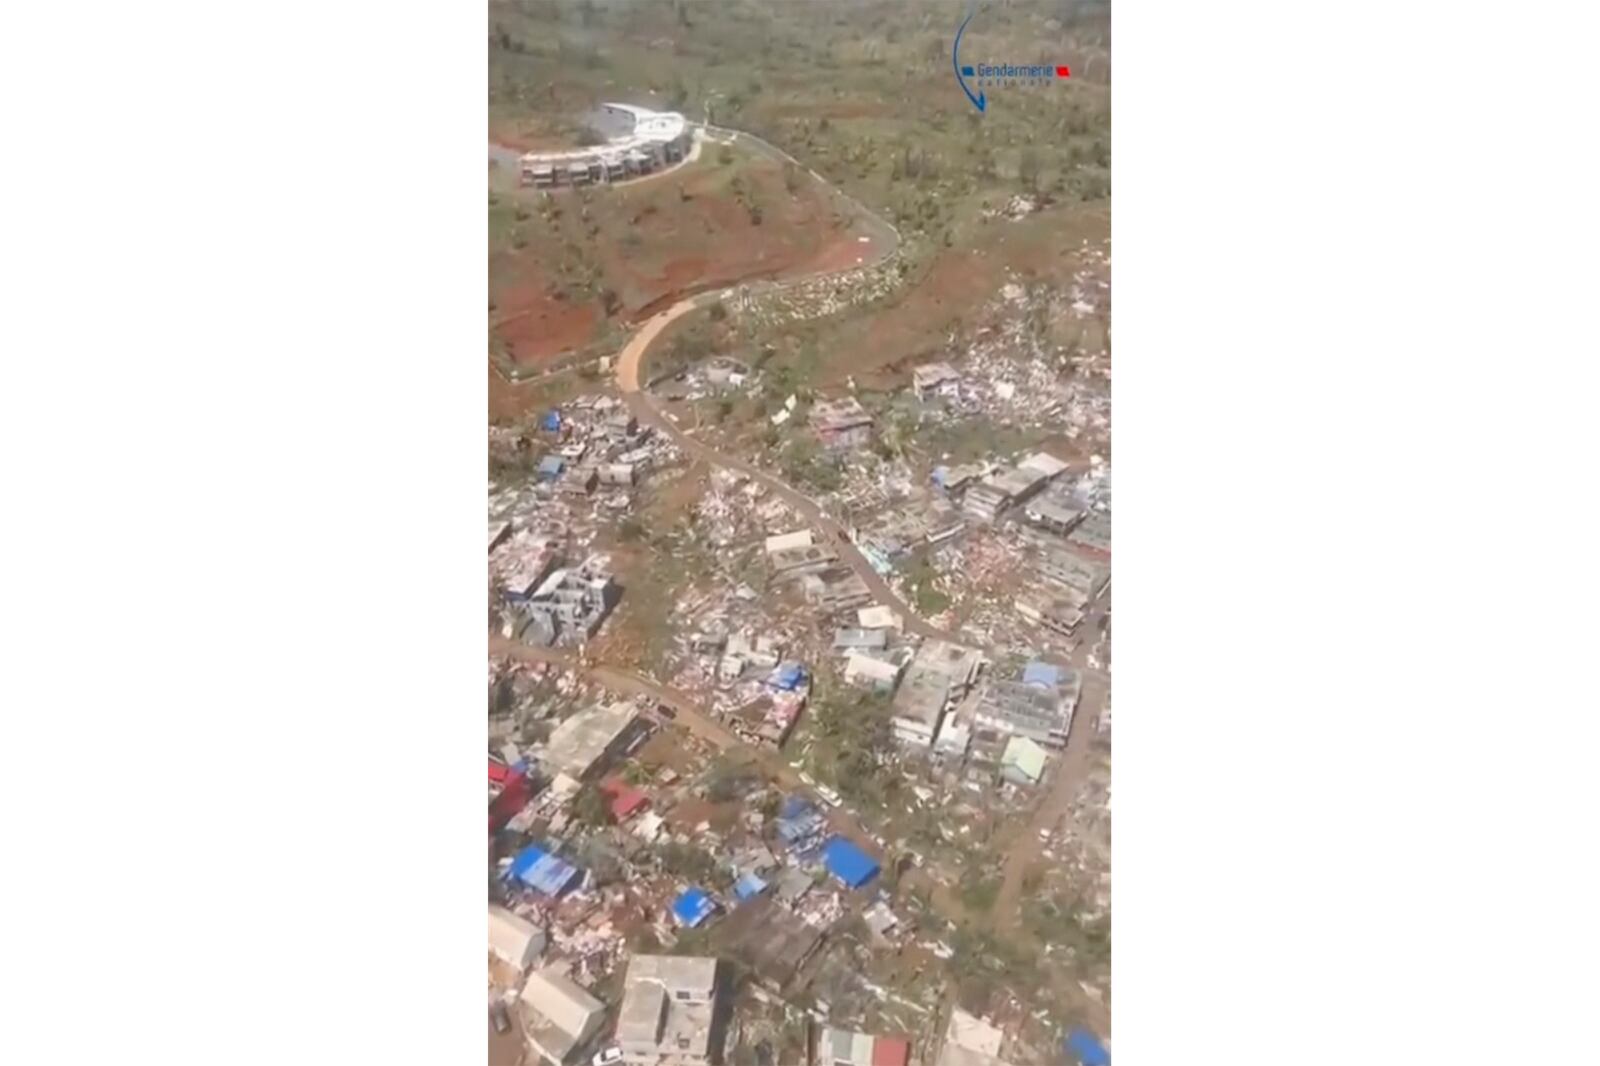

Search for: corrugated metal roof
xmin=508 ymin=845 xmax=582 ymax=896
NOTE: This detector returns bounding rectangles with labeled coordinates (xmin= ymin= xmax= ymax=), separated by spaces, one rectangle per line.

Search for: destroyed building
xmin=911 ymin=361 xmax=961 ymax=401
xmin=716 ymin=896 xmax=824 ymax=993
xmin=960 ymin=452 xmax=1068 ymax=524
xmin=769 ymin=543 xmax=840 ymax=581
xmin=522 ymin=558 xmax=620 ymax=645
xmin=809 ymin=397 xmax=874 ymax=450
xmin=971 ymin=660 xmax=1082 ymax=770
xmin=616 ymin=954 xmax=722 ymax=1066
xmin=859 ymin=497 xmax=965 ymax=561
xmin=1022 ymin=488 xmax=1087 ymax=536
xmin=1018 ymin=550 xmax=1109 ymax=637
xmin=802 ymin=567 xmax=873 ymax=615
xmin=1066 ymin=510 xmax=1111 ymax=559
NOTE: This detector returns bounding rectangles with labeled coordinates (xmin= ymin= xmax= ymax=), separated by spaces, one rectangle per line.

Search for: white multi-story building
xmin=520 ymin=104 xmax=693 ymax=188
xmin=616 ymin=955 xmax=722 ymax=1066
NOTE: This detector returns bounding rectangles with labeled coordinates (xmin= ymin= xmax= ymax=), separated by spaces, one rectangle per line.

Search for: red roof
xmin=599 ymin=777 xmax=650 ymax=820
xmin=871 ymin=1037 xmax=911 ymax=1066
xmin=489 ymin=757 xmax=511 ymax=784
xmin=489 ymin=770 xmax=531 ymax=833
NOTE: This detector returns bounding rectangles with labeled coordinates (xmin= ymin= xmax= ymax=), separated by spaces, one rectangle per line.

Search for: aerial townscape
xmin=488 ymin=4 xmax=1110 ymax=1065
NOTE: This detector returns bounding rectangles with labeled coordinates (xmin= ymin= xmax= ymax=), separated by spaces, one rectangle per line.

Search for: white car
xmin=592 ymin=1049 xmax=623 ymax=1066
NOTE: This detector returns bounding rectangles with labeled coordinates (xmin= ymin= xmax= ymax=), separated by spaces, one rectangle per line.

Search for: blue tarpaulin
xmin=1023 ymin=660 xmax=1064 ymax=688
xmin=508 ymin=845 xmax=582 ymax=897
xmin=672 ymin=887 xmax=715 ymax=927
xmin=766 ymin=662 xmax=807 ymax=691
xmin=1065 ymin=1029 xmax=1109 ymax=1066
xmin=733 ymin=872 xmax=768 ymax=901
xmin=821 ymin=836 xmax=880 ymax=888
xmin=542 ymin=410 xmax=562 ymax=432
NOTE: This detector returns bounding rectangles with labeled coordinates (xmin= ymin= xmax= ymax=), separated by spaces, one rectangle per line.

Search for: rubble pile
xmin=725 ymin=252 xmax=903 ymax=328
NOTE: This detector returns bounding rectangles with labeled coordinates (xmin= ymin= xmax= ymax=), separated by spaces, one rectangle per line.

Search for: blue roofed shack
xmin=821 ymin=836 xmax=880 ymax=888
xmin=1065 ymin=1028 xmax=1109 ymax=1066
xmin=733 ymin=872 xmax=768 ymax=901
xmin=542 ymin=410 xmax=562 ymax=432
xmin=507 ymin=845 xmax=583 ymax=897
xmin=672 ymin=887 xmax=715 ymax=927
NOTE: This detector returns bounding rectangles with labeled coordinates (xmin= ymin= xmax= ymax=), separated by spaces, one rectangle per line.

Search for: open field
xmin=489 ymin=135 xmax=876 ymax=368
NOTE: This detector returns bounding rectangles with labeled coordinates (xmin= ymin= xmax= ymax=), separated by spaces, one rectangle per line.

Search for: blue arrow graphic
xmin=953 ymin=9 xmax=985 ymax=113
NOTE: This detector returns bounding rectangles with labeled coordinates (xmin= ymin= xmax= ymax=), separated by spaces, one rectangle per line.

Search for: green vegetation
xmin=904 ymin=555 xmax=950 ymax=615
xmin=489 ymin=1 xmax=1110 ymax=245
xmin=779 ymin=437 xmax=842 ymax=494
xmin=570 ymin=783 xmax=611 ymax=830
xmin=1023 ymin=893 xmax=1111 ymax=972
xmin=959 ymin=868 xmax=1003 ymax=913
xmin=796 ymin=680 xmax=901 ymax=812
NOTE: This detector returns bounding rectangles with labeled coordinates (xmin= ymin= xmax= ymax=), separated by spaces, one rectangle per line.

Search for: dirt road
xmin=614 ymin=299 xmax=968 ymax=648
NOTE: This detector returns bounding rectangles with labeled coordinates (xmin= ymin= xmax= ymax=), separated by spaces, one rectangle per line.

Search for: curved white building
xmin=520 ymin=104 xmax=692 ymax=188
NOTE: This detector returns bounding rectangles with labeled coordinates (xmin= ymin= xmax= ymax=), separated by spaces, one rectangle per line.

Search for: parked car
xmin=490 ymin=1003 xmax=510 ymax=1035
xmin=655 ymin=702 xmax=677 ymax=720
xmin=592 ymin=1048 xmax=623 ymax=1066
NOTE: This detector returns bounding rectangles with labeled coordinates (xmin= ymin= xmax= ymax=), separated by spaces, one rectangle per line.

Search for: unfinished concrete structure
xmin=617 ymin=954 xmax=722 ymax=1066
xmin=911 ymin=361 xmax=961 ymax=400
xmin=809 ymin=397 xmax=874 ymax=450
xmin=802 ymin=567 xmax=873 ymax=615
xmin=523 ymin=557 xmax=619 ymax=645
xmin=961 ymin=452 xmax=1069 ymax=524
xmin=1066 ymin=510 xmax=1111 ymax=559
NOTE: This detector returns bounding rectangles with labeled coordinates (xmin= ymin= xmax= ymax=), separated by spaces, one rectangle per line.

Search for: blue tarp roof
xmin=672 ymin=888 xmax=715 ymax=927
xmin=1023 ymin=660 xmax=1063 ymax=688
xmin=508 ymin=845 xmax=582 ymax=897
xmin=821 ymin=836 xmax=880 ymax=888
xmin=542 ymin=410 xmax=561 ymax=431
xmin=733 ymin=872 xmax=768 ymax=901
xmin=1065 ymin=1029 xmax=1109 ymax=1066
xmin=767 ymin=662 xmax=807 ymax=691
